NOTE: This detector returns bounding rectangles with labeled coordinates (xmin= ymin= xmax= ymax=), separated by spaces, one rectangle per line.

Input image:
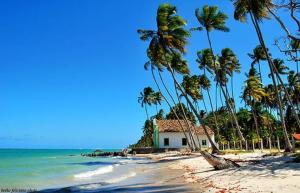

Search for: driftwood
xmin=200 ymin=151 xmax=240 ymax=170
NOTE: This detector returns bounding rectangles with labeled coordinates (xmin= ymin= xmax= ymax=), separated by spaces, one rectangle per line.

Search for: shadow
xmin=35 ymin=183 xmax=195 ymax=193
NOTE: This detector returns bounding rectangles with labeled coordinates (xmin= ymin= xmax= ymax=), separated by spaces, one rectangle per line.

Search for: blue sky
xmin=0 ymin=0 xmax=297 ymax=149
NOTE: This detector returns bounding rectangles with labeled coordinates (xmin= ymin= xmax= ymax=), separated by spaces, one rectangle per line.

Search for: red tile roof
xmin=155 ymin=119 xmax=214 ymax=135
xmin=293 ymin=134 xmax=300 ymax=140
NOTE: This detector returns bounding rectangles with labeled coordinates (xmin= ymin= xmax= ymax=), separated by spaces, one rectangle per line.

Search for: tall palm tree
xmin=248 ymin=45 xmax=268 ymax=83
xmin=153 ymin=91 xmax=163 ymax=113
xmin=199 ymin=73 xmax=221 ymax=138
xmin=270 ymin=59 xmax=300 ymax=126
xmin=242 ymin=65 xmax=267 ymax=140
xmin=291 ymin=39 xmax=300 ymax=73
xmin=233 ymin=0 xmax=293 ymax=151
xmin=144 ymin=58 xmax=193 ymax=149
xmin=138 ymin=3 xmax=221 ymax=154
xmin=194 ymin=6 xmax=245 ymax=142
xmin=138 ymin=87 xmax=155 ymax=120
xmin=217 ymin=48 xmax=245 ymax=142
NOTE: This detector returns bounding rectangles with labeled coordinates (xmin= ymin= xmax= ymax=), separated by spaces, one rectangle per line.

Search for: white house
xmin=152 ymin=119 xmax=215 ymax=149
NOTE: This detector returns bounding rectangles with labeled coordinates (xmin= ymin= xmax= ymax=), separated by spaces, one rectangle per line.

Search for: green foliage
xmin=166 ymin=103 xmax=196 ymax=124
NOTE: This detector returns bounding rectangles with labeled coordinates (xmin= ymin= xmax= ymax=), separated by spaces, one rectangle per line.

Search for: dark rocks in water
xmin=81 ymin=149 xmax=128 ymax=157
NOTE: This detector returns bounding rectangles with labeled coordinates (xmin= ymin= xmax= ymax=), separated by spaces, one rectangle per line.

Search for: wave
xmin=74 ymin=165 xmax=113 ymax=179
xmin=105 ymin=172 xmax=136 ymax=183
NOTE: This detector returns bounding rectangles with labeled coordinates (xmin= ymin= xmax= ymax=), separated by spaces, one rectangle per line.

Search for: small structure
xmin=152 ymin=119 xmax=215 ymax=149
xmin=293 ymin=134 xmax=300 ymax=141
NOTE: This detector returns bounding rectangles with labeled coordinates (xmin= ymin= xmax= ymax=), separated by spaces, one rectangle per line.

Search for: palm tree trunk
xmin=207 ymin=89 xmax=220 ymax=138
xmin=220 ymin=85 xmax=245 ymax=142
xmin=258 ymin=61 xmax=263 ymax=83
xmin=249 ymin=11 xmax=293 ymax=152
xmin=274 ymin=70 xmax=300 ymax=127
xmin=150 ymin=67 xmax=192 ymax=148
xmin=200 ymin=151 xmax=240 ymax=170
xmin=165 ymin=64 xmax=220 ymax=154
xmin=251 ymin=106 xmax=260 ymax=138
xmin=206 ymin=30 xmax=245 ymax=142
xmin=173 ymin=81 xmax=198 ymax=150
xmin=145 ymin=105 xmax=149 ymax=120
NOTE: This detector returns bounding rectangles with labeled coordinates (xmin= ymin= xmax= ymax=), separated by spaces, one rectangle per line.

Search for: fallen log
xmin=200 ymin=151 xmax=240 ymax=170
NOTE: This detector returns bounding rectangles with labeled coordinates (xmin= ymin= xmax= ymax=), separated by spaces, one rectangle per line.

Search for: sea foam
xmin=105 ymin=172 xmax=136 ymax=183
xmin=74 ymin=165 xmax=113 ymax=179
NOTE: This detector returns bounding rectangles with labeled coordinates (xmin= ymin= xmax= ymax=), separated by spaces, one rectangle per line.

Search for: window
xmin=182 ymin=138 xmax=187 ymax=146
xmin=202 ymin=140 xmax=207 ymax=146
xmin=164 ymin=138 xmax=169 ymax=146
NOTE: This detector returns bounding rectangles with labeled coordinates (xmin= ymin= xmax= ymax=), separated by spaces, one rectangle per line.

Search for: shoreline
xmin=35 ymin=154 xmax=202 ymax=193
xmin=26 ymin=151 xmax=300 ymax=193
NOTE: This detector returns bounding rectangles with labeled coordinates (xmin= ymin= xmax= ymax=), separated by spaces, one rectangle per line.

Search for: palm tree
xmin=138 ymin=87 xmax=155 ymax=120
xmin=291 ymin=39 xmax=300 ymax=73
xmin=199 ymin=74 xmax=221 ymax=139
xmin=242 ymin=65 xmax=267 ymax=141
xmin=270 ymin=59 xmax=300 ymax=127
xmin=217 ymin=48 xmax=245 ymax=142
xmin=138 ymin=3 xmax=221 ymax=154
xmin=153 ymin=92 xmax=163 ymax=113
xmin=233 ymin=0 xmax=293 ymax=152
xmin=194 ymin=6 xmax=245 ymax=143
xmin=248 ymin=45 xmax=268 ymax=83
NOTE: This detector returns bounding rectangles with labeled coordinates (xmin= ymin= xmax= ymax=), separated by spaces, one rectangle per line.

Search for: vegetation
xmin=135 ymin=1 xmax=300 ymax=169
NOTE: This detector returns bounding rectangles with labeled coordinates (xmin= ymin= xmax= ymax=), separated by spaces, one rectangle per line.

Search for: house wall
xmin=158 ymin=132 xmax=215 ymax=149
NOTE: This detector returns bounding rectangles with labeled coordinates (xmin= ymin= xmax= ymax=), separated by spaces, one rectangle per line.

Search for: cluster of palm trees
xmin=136 ymin=0 xmax=300 ymax=154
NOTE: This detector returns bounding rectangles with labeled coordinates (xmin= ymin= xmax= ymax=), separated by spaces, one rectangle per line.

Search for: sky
xmin=0 ymin=0 xmax=297 ymax=149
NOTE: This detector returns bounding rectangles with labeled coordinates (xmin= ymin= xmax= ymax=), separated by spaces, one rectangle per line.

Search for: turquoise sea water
xmin=0 ymin=149 xmax=128 ymax=190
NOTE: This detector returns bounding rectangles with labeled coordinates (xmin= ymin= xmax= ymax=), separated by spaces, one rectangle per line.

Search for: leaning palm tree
xmin=248 ymin=45 xmax=268 ymax=83
xmin=217 ymin=48 xmax=245 ymax=142
xmin=138 ymin=87 xmax=155 ymax=120
xmin=233 ymin=0 xmax=293 ymax=152
xmin=194 ymin=6 xmax=245 ymax=143
xmin=291 ymin=39 xmax=300 ymax=73
xmin=199 ymin=74 xmax=221 ymax=139
xmin=153 ymin=92 xmax=163 ymax=113
xmin=138 ymin=3 xmax=224 ymax=155
xmin=242 ymin=65 xmax=267 ymax=140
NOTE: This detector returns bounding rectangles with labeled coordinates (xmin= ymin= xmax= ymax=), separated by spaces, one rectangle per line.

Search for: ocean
xmin=0 ymin=149 xmax=154 ymax=192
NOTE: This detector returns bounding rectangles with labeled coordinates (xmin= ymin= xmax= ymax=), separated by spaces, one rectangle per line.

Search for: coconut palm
xmin=242 ymin=65 xmax=267 ymax=140
xmin=291 ymin=39 xmax=300 ymax=73
xmin=195 ymin=5 xmax=229 ymax=54
xmin=248 ymin=45 xmax=268 ymax=82
xmin=138 ymin=87 xmax=155 ymax=120
xmin=233 ymin=0 xmax=293 ymax=152
xmin=138 ymin=3 xmax=222 ymax=154
xmin=199 ymin=74 xmax=221 ymax=139
xmin=194 ymin=6 xmax=247 ymax=144
xmin=216 ymin=48 xmax=245 ymax=142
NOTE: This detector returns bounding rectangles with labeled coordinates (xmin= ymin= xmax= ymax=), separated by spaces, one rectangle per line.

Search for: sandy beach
xmin=142 ymin=151 xmax=300 ymax=193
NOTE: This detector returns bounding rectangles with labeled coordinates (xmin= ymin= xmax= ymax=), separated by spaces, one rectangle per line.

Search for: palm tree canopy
xmin=181 ymin=75 xmax=202 ymax=101
xmin=195 ymin=5 xmax=229 ymax=32
xmin=199 ymin=74 xmax=211 ymax=90
xmin=196 ymin=48 xmax=215 ymax=74
xmin=233 ymin=0 xmax=273 ymax=22
xmin=138 ymin=3 xmax=190 ymax=72
xmin=242 ymin=66 xmax=266 ymax=103
xmin=272 ymin=59 xmax=290 ymax=75
xmin=138 ymin=87 xmax=156 ymax=107
xmin=218 ymin=48 xmax=241 ymax=76
xmin=291 ymin=39 xmax=300 ymax=50
xmin=248 ymin=45 xmax=268 ymax=65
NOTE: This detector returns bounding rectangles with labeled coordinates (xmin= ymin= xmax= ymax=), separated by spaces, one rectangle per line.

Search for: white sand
xmin=151 ymin=151 xmax=300 ymax=193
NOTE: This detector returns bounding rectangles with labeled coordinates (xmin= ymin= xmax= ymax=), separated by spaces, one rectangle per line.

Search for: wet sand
xmin=36 ymin=156 xmax=202 ymax=193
